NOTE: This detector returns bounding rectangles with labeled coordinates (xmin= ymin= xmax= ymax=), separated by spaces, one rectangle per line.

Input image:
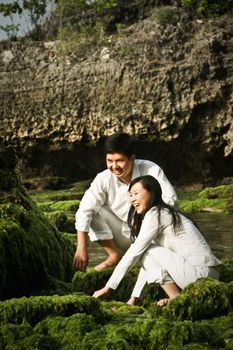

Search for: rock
xmin=0 ymin=146 xmax=75 ymax=300
xmin=0 ymin=8 xmax=233 ymax=184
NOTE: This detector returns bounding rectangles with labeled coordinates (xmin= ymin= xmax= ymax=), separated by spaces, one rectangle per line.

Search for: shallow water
xmin=88 ymin=212 xmax=233 ymax=267
xmin=190 ymin=212 xmax=233 ymax=261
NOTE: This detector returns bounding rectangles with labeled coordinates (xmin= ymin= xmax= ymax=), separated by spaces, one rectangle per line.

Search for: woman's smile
xmin=129 ymin=181 xmax=150 ymax=215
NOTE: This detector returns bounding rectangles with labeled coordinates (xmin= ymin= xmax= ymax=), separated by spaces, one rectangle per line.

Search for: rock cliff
xmin=0 ymin=7 xmax=233 ymax=185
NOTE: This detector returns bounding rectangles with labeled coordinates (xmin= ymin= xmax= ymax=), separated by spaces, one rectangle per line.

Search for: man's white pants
xmin=88 ymin=206 xmax=132 ymax=253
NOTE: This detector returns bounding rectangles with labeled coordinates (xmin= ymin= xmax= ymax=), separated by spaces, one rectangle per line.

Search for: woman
xmin=92 ymin=175 xmax=221 ymax=306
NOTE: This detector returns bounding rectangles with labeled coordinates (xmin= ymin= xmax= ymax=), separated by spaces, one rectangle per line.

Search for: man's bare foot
xmin=157 ymin=298 xmax=171 ymax=307
xmin=94 ymin=256 xmax=121 ymax=271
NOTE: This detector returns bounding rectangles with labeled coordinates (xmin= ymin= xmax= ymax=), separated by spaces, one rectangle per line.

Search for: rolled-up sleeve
xmin=75 ymin=174 xmax=107 ymax=232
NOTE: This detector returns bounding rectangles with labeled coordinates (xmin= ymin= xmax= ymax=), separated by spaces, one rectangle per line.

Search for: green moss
xmin=0 ymin=201 xmax=75 ymax=299
xmin=80 ymin=322 xmax=145 ymax=350
xmin=179 ymin=184 xmax=233 ymax=213
xmin=140 ymin=283 xmax=165 ymax=308
xmin=45 ymin=211 xmax=75 ymax=233
xmin=163 ymin=278 xmax=232 ymax=321
xmin=37 ymin=202 xmax=53 ymax=212
xmin=0 ymin=282 xmax=233 ymax=349
xmin=72 ymin=267 xmax=140 ymax=302
xmin=0 ymin=294 xmax=106 ymax=326
xmin=101 ymin=301 xmax=145 ymax=316
xmin=14 ymin=332 xmax=60 ymax=350
xmin=46 ymin=211 xmax=69 ymax=231
xmin=179 ymin=197 xmax=229 ymax=213
xmin=219 ymin=259 xmax=233 ymax=283
xmin=31 ymin=189 xmax=85 ymax=203
xmin=0 ymin=322 xmax=33 ymax=349
xmin=156 ymin=6 xmax=178 ymax=26
xmin=199 ymin=184 xmax=233 ymax=200
xmin=50 ymin=200 xmax=80 ymax=212
xmin=0 ymin=148 xmax=75 ymax=300
xmin=34 ymin=313 xmax=98 ymax=345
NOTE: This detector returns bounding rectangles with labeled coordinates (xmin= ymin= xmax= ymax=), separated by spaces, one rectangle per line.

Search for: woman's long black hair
xmin=127 ymin=175 xmax=181 ymax=240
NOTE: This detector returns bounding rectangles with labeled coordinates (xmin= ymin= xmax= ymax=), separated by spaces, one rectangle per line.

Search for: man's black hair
xmin=104 ymin=132 xmax=135 ymax=158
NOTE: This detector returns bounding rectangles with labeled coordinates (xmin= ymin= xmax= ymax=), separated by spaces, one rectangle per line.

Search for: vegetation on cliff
xmin=1 ymin=0 xmax=233 ymax=41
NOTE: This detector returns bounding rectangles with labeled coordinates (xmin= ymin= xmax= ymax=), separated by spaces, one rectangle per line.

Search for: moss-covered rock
xmin=179 ymin=184 xmax=233 ymax=213
xmin=219 ymin=259 xmax=233 ymax=283
xmin=46 ymin=211 xmax=76 ymax=233
xmin=0 ymin=294 xmax=106 ymax=325
xmin=72 ymin=267 xmax=140 ymax=302
xmin=30 ymin=187 xmax=86 ymax=202
xmin=0 ymin=278 xmax=233 ymax=349
xmin=0 ymin=147 xmax=75 ymax=300
xmin=162 ymin=278 xmax=233 ymax=321
xmin=46 ymin=211 xmax=69 ymax=231
xmin=32 ymin=313 xmax=98 ymax=349
xmin=0 ymin=322 xmax=33 ymax=349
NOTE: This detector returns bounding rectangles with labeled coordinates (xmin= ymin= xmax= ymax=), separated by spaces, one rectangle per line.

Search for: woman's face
xmin=129 ymin=181 xmax=150 ymax=215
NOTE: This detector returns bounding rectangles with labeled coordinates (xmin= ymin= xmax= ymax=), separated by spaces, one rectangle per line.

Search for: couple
xmin=73 ymin=132 xmax=220 ymax=306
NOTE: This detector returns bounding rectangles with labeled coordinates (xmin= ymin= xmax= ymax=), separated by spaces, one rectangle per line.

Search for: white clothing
xmin=131 ymin=248 xmax=219 ymax=297
xmin=105 ymin=207 xmax=221 ymax=295
xmin=88 ymin=206 xmax=132 ymax=252
xmin=75 ymin=160 xmax=178 ymax=297
xmin=75 ymin=159 xmax=178 ymax=233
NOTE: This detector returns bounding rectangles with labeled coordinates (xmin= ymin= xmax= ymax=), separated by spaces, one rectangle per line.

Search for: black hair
xmin=127 ymin=175 xmax=181 ymax=240
xmin=104 ymin=132 xmax=135 ymax=158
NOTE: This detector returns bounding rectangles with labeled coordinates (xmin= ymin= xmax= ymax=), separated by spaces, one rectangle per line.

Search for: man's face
xmin=106 ymin=152 xmax=134 ymax=184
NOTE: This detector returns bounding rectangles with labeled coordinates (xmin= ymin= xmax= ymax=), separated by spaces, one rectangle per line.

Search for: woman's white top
xmin=106 ymin=207 xmax=221 ymax=290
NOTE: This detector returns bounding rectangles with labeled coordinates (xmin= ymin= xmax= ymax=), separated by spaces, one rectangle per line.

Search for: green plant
xmin=181 ymin=0 xmax=233 ymax=16
xmin=56 ymin=19 xmax=107 ymax=55
xmin=156 ymin=7 xmax=177 ymax=26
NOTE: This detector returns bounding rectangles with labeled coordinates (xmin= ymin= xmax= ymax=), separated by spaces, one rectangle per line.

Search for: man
xmin=73 ymin=132 xmax=178 ymax=272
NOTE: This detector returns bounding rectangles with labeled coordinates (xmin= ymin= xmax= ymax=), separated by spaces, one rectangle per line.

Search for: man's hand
xmin=92 ymin=286 xmax=111 ymax=299
xmin=73 ymin=246 xmax=89 ymax=271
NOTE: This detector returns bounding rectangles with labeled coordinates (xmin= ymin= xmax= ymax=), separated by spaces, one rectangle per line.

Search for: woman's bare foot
xmin=157 ymin=298 xmax=171 ymax=307
xmin=127 ymin=296 xmax=137 ymax=306
xmin=94 ymin=255 xmax=121 ymax=271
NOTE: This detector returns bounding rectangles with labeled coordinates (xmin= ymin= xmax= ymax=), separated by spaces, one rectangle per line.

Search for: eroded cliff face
xmin=0 ymin=7 xmax=233 ymax=185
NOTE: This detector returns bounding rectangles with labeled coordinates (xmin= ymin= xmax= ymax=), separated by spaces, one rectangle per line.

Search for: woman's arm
xmin=93 ymin=208 xmax=164 ymax=296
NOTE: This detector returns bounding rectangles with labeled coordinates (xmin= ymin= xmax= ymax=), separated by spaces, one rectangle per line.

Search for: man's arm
xmin=148 ymin=165 xmax=178 ymax=208
xmin=73 ymin=231 xmax=89 ymax=271
xmin=74 ymin=173 xmax=107 ymax=271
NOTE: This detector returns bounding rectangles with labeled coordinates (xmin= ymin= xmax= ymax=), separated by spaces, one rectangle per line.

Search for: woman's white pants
xmin=131 ymin=245 xmax=219 ymax=298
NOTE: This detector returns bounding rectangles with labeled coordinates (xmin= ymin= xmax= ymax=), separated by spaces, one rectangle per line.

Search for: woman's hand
xmin=92 ymin=286 xmax=111 ymax=299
